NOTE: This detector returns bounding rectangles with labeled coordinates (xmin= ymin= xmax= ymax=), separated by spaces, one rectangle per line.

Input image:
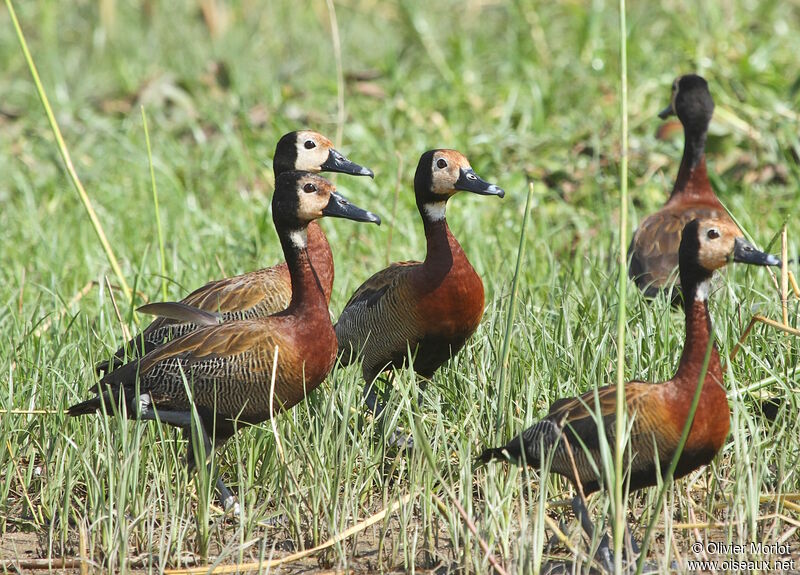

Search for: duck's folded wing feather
xmin=178 ymin=266 xmax=289 ymax=313
xmin=96 ymin=267 xmax=290 ymax=372
xmin=137 ymin=302 xmax=222 ymax=326
xmin=335 ymin=262 xmax=420 ymax=363
xmin=341 ymin=261 xmax=420 ymax=310
xmin=515 ymin=382 xmax=655 ymax=464
xmin=96 ymin=321 xmax=269 ymax=392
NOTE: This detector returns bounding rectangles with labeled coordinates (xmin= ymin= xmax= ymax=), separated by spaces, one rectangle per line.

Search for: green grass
xmin=2 ymin=0 xmax=800 ymax=572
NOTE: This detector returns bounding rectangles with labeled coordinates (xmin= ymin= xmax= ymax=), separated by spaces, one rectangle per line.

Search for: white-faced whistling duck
xmin=95 ymin=130 xmax=373 ymax=374
xmin=336 ymin=150 xmax=504 ymax=414
xmin=629 ymin=75 xmax=740 ymax=302
xmin=70 ymin=172 xmax=380 ymax=511
xmin=480 ymin=218 xmax=779 ymax=569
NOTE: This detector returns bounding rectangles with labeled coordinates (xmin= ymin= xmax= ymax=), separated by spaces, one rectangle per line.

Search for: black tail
xmin=67 ymin=397 xmax=103 ymax=416
xmin=757 ymin=397 xmax=781 ymax=422
xmin=95 ymin=329 xmax=154 ymax=375
xmin=475 ymin=446 xmax=510 ymax=467
xmin=94 ymin=356 xmax=124 ymax=376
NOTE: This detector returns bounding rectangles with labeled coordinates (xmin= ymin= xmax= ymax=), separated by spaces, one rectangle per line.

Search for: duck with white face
xmin=416 ymin=149 xmax=505 ymax=221
xmin=273 ymin=130 xmax=374 ymax=178
xmin=680 ymin=218 xmax=780 ymax=302
xmin=336 ymin=148 xmax=504 ymax=420
xmin=480 ymin=217 xmax=779 ymax=571
xmin=95 ymin=129 xmax=374 ymax=374
xmin=69 ymin=171 xmax=380 ymax=513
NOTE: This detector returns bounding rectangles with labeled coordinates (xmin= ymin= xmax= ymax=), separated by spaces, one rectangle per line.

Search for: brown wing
xmin=97 ymin=266 xmax=292 ymax=373
xmin=98 ymin=320 xmax=267 ymax=392
xmin=178 ymin=265 xmax=290 ymax=313
xmin=505 ymin=381 xmax=663 ymax=492
xmin=341 ymin=261 xmax=420 ymax=309
xmin=629 ymin=204 xmax=735 ymax=296
xmin=138 ymin=320 xmax=266 ymax=374
xmin=100 ymin=318 xmax=309 ymax=420
xmin=335 ymin=261 xmax=421 ymax=373
xmin=137 ymin=302 xmax=222 ymax=326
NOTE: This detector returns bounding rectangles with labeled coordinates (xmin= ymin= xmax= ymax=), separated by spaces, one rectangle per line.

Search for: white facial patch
xmin=288 ymin=229 xmax=308 ymax=249
xmin=295 ymin=138 xmax=327 ymax=172
xmin=423 ymin=201 xmax=446 ymax=221
xmin=695 ymin=278 xmax=710 ymax=302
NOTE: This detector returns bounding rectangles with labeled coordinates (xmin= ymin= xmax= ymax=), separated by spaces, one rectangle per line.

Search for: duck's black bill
xmin=455 ymin=168 xmax=505 ymax=198
xmin=733 ymin=237 xmax=781 ymax=266
xmin=322 ymin=191 xmax=381 ymax=225
xmin=658 ymin=103 xmax=675 ymax=120
xmin=321 ymin=149 xmax=374 ymax=178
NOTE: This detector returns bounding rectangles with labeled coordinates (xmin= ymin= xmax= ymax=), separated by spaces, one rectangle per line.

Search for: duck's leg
xmin=363 ymin=373 xmax=394 ymax=416
xmin=386 ymin=373 xmax=432 ymax=450
xmin=546 ymin=518 xmax=570 ymax=548
xmin=416 ymin=376 xmax=429 ymax=408
xmin=214 ymin=472 xmax=238 ymax=515
xmin=139 ymin=403 xmax=237 ymax=513
xmin=181 ymin=419 xmax=238 ymax=514
xmin=571 ymin=495 xmax=614 ymax=573
xmin=625 ymin=522 xmax=640 ymax=557
xmin=571 ymin=494 xmax=594 ymax=537
xmin=362 ymin=381 xmax=383 ymax=416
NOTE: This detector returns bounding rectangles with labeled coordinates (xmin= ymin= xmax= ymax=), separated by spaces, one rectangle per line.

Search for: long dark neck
xmin=420 ymin=205 xmax=455 ymax=282
xmin=306 ymin=221 xmax=334 ymax=303
xmin=674 ymin=276 xmax=722 ymax=386
xmin=278 ymin=227 xmax=328 ymax=315
xmin=669 ymin=125 xmax=710 ymax=201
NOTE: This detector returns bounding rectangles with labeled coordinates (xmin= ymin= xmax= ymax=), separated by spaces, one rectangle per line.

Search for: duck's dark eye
xmin=436 ymin=158 xmax=447 ymax=169
xmin=707 ymin=229 xmax=720 ymax=240
xmin=303 ymin=183 xmax=316 ymax=193
xmin=304 ymin=140 xmax=316 ymax=150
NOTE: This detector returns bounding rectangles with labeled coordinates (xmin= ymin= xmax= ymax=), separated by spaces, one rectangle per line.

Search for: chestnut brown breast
xmin=336 ymin=224 xmax=485 ymax=383
xmin=410 ymin=230 xmax=485 ymax=375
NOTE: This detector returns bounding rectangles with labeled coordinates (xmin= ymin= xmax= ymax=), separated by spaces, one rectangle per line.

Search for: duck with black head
xmin=70 ymin=172 xmax=380 ymax=512
xmin=629 ymin=74 xmax=740 ymax=302
xmin=336 ymin=149 xmax=504 ymax=416
xmin=96 ymin=131 xmax=373 ymax=374
xmin=481 ymin=218 xmax=779 ymax=570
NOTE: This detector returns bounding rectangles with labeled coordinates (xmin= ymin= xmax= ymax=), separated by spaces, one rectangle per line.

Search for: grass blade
xmin=614 ymin=0 xmax=630 ymax=568
xmin=494 ymin=182 xmax=534 ymax=442
xmin=141 ymin=106 xmax=168 ymax=301
xmin=324 ymin=0 xmax=345 ymax=148
xmin=5 ymin=0 xmax=133 ymax=304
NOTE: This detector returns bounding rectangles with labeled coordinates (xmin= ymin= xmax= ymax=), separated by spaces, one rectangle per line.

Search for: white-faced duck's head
xmin=413 ymin=149 xmax=504 ymax=221
xmin=273 ymin=172 xmax=380 ymax=237
xmin=680 ymin=218 xmax=780 ymax=284
xmin=273 ymin=130 xmax=374 ymax=178
xmin=658 ymin=74 xmax=715 ymax=130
